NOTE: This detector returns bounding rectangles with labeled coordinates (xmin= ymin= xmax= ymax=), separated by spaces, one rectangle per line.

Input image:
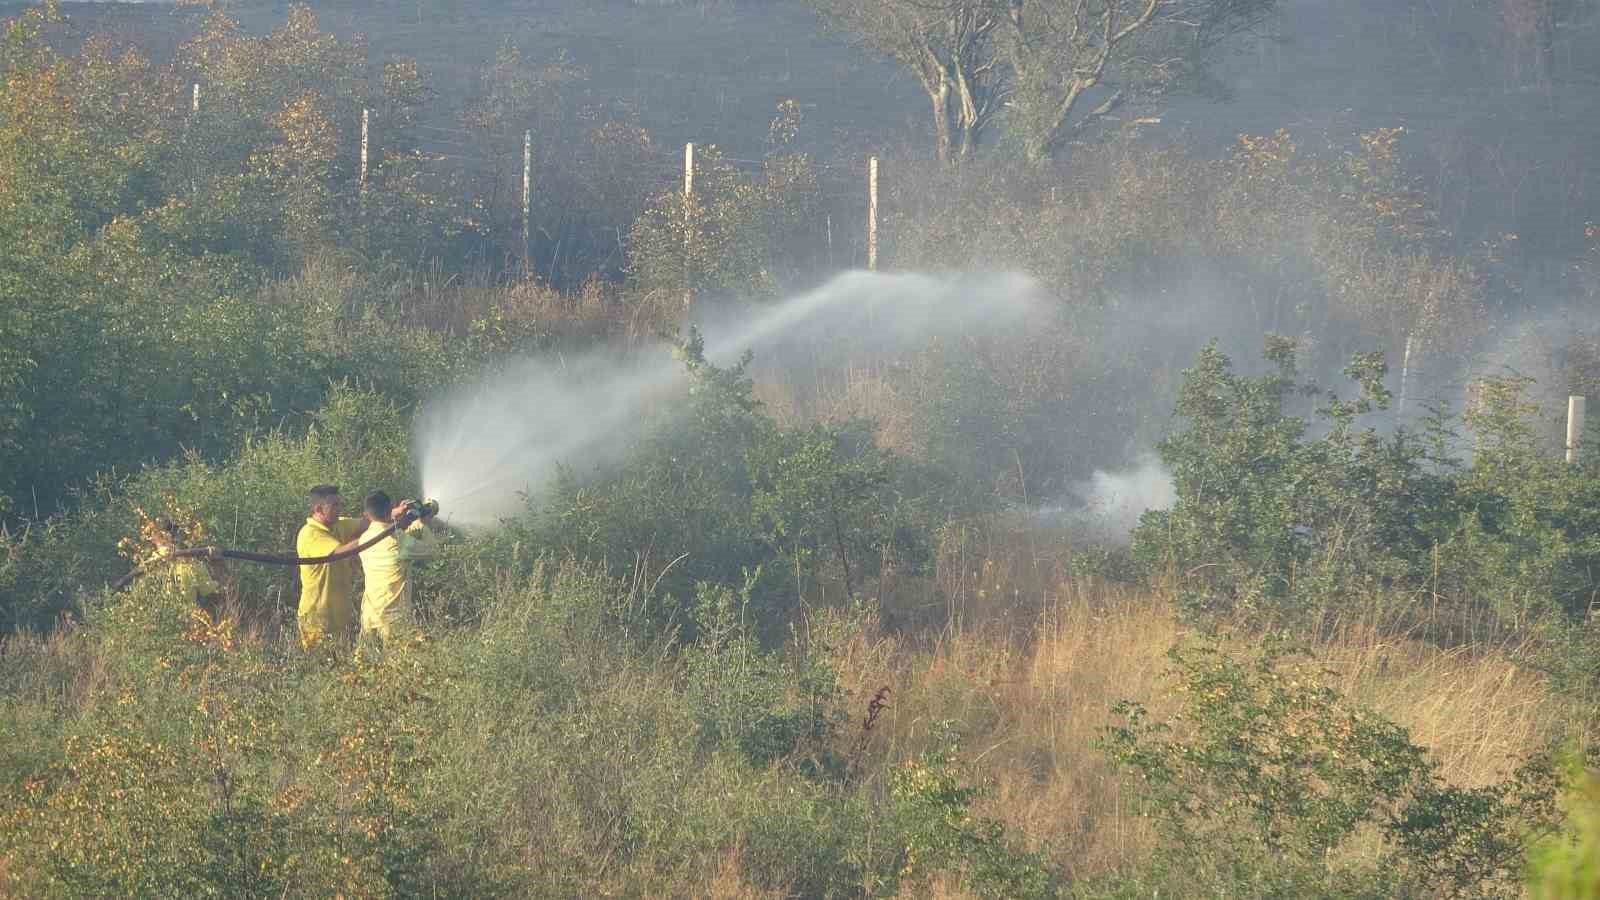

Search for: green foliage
xmin=684 ymin=577 xmax=846 ymax=769
xmin=1526 ymin=751 xmax=1600 ymax=899
xmin=5 ymin=7 xmax=1600 ymax=896
xmin=0 ymin=547 xmax=1058 ymax=897
xmin=750 ymin=419 xmax=907 ymax=598
xmin=1439 ymin=375 xmax=1600 ymax=629
xmin=0 ymin=585 xmax=507 ymax=898
xmin=531 ymin=333 xmax=772 ymax=627
xmin=1101 ymin=641 xmax=1569 ymax=898
xmin=890 ymin=723 xmax=1053 ymax=899
xmin=626 ymin=133 xmax=824 ymax=312
xmin=1138 ymin=338 xmax=1600 ymax=638
xmin=1134 ymin=339 xmax=1433 ymax=623
xmin=536 ymin=330 xmax=934 ymax=637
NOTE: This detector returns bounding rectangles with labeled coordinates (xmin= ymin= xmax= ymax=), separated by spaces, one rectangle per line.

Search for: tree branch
xmin=1109 ymin=0 xmax=1162 ymax=47
xmin=1070 ymin=86 xmax=1124 ymax=129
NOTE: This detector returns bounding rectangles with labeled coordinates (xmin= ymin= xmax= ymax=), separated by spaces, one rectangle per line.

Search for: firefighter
xmin=294 ymin=484 xmax=372 ymax=649
xmin=356 ymin=490 xmax=437 ymax=644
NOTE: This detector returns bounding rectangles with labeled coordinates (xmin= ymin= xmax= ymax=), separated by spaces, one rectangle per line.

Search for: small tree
xmin=625 ymin=141 xmax=822 ymax=312
xmin=749 ymin=421 xmax=895 ymax=600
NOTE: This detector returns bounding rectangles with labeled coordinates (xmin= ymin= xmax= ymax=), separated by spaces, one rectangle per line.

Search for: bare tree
xmin=806 ymin=0 xmax=1274 ymax=164
xmin=802 ymin=0 xmax=1008 ymax=162
xmin=1002 ymin=0 xmax=1277 ymax=162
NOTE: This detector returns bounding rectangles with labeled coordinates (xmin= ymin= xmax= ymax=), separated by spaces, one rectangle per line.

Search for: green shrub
xmin=1526 ymin=751 xmax=1600 ymax=899
xmin=684 ymin=577 xmax=846 ymax=770
xmin=533 ymin=332 xmax=936 ymax=640
xmin=1100 ymin=641 xmax=1569 ymax=898
xmin=891 ymin=723 xmax=1053 ymax=899
xmin=1133 ymin=339 xmax=1431 ymax=624
xmin=1137 ymin=338 xmax=1600 ymax=640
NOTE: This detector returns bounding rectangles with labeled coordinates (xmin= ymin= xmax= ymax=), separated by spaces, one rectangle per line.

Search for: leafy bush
xmin=533 ymin=332 xmax=937 ymax=639
xmin=1526 ymin=751 xmax=1600 ymax=898
xmin=890 ymin=724 xmax=1053 ymax=899
xmin=684 ymin=577 xmax=847 ymax=769
xmin=1137 ymin=338 xmax=1600 ymax=639
xmin=1099 ymin=641 xmax=1569 ymax=898
xmin=1133 ymin=338 xmax=1431 ymax=624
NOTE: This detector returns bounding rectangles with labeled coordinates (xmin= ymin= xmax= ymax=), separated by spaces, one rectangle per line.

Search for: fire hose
xmin=112 ymin=499 xmax=438 ymax=591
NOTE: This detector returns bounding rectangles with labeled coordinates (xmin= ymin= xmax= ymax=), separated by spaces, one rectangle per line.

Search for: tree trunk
xmin=951 ymin=62 xmax=981 ymax=159
xmin=930 ymin=81 xmax=953 ymax=163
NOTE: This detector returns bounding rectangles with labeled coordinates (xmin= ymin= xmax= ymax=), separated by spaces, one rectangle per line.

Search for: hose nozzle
xmin=399 ymin=498 xmax=440 ymax=525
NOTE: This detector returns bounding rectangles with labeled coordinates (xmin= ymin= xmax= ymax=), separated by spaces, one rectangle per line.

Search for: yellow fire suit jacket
xmin=358 ymin=519 xmax=434 ymax=641
xmin=295 ymin=516 xmax=367 ymax=648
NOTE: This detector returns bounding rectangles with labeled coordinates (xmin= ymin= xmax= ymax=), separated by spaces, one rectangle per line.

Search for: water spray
xmin=415 ymin=270 xmax=1047 ymax=527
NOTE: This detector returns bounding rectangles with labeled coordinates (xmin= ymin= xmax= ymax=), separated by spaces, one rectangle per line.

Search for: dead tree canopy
xmin=802 ymin=0 xmax=1008 ymax=163
xmin=1004 ymin=0 xmax=1277 ymax=162
xmin=806 ymin=0 xmax=1278 ymax=163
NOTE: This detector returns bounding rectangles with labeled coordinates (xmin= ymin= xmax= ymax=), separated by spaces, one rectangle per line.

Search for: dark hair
xmin=364 ymin=490 xmax=392 ymax=518
xmin=307 ymin=484 xmax=340 ymax=509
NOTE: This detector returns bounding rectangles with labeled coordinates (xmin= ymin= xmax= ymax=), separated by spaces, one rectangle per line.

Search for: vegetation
xmin=3 ymin=1 xmax=1600 ymax=896
xmin=800 ymin=0 xmax=1277 ymax=162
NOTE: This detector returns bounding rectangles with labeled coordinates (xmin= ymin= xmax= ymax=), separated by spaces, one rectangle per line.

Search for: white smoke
xmin=1067 ymin=452 xmax=1175 ymax=542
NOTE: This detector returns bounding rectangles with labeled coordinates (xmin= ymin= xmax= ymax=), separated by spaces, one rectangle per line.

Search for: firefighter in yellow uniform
xmin=295 ymin=484 xmax=371 ymax=649
xmin=356 ymin=490 xmax=437 ymax=643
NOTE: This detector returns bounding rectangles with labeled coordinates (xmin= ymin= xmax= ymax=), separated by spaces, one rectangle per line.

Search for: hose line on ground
xmin=111 ymin=520 xmax=406 ymax=591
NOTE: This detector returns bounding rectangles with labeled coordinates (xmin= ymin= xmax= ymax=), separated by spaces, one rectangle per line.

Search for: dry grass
xmin=751 ymin=362 xmax=924 ymax=460
xmin=814 ymin=529 xmax=1575 ymax=886
xmin=1316 ymin=623 xmax=1573 ymax=788
xmin=700 ymin=842 xmax=786 ymax=900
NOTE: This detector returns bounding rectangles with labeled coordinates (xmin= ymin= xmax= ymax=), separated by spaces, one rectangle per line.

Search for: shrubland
xmin=4 ymin=2 xmax=1600 ymax=896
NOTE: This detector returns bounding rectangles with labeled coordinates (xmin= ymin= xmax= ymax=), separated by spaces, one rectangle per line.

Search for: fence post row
xmin=185 ymin=106 xmax=886 ymax=281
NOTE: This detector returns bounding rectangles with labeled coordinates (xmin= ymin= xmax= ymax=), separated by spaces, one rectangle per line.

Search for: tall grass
xmin=0 ymin=519 xmax=1579 ymax=895
xmin=813 ymin=529 xmax=1574 ymax=884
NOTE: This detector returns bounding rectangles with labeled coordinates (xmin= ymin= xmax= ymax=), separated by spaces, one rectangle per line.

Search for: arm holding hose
xmin=113 ymin=521 xmax=405 ymax=591
xmin=112 ymin=498 xmax=440 ymax=592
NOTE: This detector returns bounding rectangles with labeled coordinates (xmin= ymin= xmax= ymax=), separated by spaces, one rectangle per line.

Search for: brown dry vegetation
xmin=816 ymin=543 xmax=1570 ymax=885
xmin=0 ymin=540 xmax=1571 ymax=895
